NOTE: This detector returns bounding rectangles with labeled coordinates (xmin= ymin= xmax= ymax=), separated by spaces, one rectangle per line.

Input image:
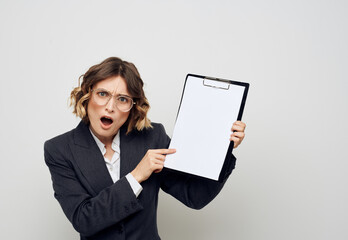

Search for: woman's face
xmin=87 ymin=76 xmax=131 ymax=143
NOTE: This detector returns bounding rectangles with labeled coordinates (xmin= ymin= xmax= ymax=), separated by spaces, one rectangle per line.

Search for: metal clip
xmin=203 ymin=77 xmax=230 ymax=90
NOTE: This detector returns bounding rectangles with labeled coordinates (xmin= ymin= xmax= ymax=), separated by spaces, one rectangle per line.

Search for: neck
xmin=98 ymin=136 xmax=113 ymax=146
xmin=90 ymin=127 xmax=117 ymax=146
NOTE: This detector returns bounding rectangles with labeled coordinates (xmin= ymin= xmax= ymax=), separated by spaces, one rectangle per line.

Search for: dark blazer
xmin=44 ymin=121 xmax=236 ymax=240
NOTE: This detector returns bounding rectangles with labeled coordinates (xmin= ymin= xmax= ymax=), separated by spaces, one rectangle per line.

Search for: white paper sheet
xmin=164 ymin=75 xmax=246 ymax=180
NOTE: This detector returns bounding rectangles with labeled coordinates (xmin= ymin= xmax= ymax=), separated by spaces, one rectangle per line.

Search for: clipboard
xmin=164 ymin=74 xmax=249 ymax=181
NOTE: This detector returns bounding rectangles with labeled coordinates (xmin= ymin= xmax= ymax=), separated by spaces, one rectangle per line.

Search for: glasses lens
xmin=116 ymin=96 xmax=133 ymax=112
xmin=92 ymin=89 xmax=134 ymax=112
xmin=93 ymin=89 xmax=110 ymax=105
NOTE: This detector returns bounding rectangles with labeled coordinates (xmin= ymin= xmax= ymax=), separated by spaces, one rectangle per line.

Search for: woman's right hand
xmin=131 ymin=149 xmax=176 ymax=183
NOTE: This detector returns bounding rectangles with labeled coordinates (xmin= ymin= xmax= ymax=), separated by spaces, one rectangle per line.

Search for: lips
xmin=100 ymin=116 xmax=113 ymax=129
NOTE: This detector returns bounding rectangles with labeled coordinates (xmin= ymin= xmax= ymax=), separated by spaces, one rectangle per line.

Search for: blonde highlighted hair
xmin=70 ymin=57 xmax=152 ymax=134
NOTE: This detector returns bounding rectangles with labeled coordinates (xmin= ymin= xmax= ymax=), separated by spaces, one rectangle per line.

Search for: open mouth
xmin=100 ymin=116 xmax=113 ymax=126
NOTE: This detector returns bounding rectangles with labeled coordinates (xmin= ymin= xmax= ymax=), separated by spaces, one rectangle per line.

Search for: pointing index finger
xmin=152 ymin=148 xmax=176 ymax=155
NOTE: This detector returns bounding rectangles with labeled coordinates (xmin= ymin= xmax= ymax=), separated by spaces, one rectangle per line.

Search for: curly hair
xmin=70 ymin=57 xmax=152 ymax=134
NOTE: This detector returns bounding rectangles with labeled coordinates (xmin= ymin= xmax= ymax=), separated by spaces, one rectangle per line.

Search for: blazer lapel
xmin=70 ymin=121 xmax=113 ymax=194
xmin=119 ymin=126 xmax=139 ymax=178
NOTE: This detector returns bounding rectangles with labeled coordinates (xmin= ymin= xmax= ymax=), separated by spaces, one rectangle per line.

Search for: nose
xmin=105 ymin=97 xmax=115 ymax=113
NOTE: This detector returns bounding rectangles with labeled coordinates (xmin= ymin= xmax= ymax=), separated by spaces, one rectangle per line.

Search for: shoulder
xmin=44 ymin=121 xmax=89 ymax=151
xmin=148 ymin=122 xmax=166 ymax=135
xmin=45 ymin=129 xmax=73 ymax=146
xmin=136 ymin=122 xmax=166 ymax=137
xmin=128 ymin=122 xmax=170 ymax=148
xmin=44 ymin=127 xmax=77 ymax=161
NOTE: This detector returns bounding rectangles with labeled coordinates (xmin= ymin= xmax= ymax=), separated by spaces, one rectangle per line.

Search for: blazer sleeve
xmin=44 ymin=139 xmax=143 ymax=237
xmin=157 ymin=124 xmax=236 ymax=210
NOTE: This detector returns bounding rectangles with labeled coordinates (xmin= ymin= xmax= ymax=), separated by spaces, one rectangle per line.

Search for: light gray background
xmin=0 ymin=0 xmax=347 ymax=239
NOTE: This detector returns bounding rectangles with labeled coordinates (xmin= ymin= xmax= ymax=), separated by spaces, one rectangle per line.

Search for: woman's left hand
xmin=230 ymin=121 xmax=246 ymax=149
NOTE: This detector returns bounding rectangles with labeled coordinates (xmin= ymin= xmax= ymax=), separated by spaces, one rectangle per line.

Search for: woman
xmin=44 ymin=57 xmax=246 ymax=240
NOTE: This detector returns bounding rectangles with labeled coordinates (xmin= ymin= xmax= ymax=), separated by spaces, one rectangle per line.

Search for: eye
xmin=97 ymin=91 xmax=109 ymax=97
xmin=118 ymin=96 xmax=129 ymax=103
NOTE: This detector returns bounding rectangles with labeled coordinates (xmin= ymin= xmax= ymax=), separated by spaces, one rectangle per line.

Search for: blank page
xmin=165 ymin=75 xmax=246 ymax=180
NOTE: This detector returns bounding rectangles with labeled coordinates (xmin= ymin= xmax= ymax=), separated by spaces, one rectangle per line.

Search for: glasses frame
xmin=91 ymin=88 xmax=136 ymax=112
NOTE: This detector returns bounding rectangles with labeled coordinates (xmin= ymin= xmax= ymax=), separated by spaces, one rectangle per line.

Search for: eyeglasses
xmin=91 ymin=88 xmax=136 ymax=112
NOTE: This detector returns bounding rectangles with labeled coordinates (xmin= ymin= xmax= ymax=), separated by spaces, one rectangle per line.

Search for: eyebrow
xmin=95 ymin=88 xmax=132 ymax=98
xmin=116 ymin=93 xmax=133 ymax=98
